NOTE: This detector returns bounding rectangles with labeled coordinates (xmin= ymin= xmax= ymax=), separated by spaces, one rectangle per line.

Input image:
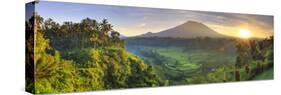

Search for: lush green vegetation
xmin=126 ymin=36 xmax=273 ymax=85
xmin=26 ymin=14 xmax=166 ymax=94
xmin=126 ymin=37 xmax=237 ymax=84
xmin=26 ymin=12 xmax=273 ymax=94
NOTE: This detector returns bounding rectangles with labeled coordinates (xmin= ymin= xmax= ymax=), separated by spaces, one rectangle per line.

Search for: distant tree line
xmin=43 ymin=17 xmax=124 ymax=51
xmin=126 ymin=37 xmax=236 ymax=51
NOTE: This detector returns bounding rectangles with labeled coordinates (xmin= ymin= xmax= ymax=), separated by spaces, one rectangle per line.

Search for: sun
xmin=239 ymin=29 xmax=252 ymax=38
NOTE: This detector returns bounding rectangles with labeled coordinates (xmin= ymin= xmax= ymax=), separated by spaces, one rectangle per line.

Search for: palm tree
xmin=100 ymin=19 xmax=112 ymax=35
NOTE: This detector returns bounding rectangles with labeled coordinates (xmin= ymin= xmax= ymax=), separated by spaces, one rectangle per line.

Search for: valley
xmin=125 ymin=37 xmax=237 ymax=84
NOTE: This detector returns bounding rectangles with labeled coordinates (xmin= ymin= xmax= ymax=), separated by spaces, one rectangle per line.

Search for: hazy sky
xmin=35 ymin=1 xmax=273 ymax=38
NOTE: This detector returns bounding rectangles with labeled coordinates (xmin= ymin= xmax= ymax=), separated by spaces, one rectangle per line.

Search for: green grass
xmin=142 ymin=46 xmax=235 ymax=71
xmin=127 ymin=45 xmax=237 ymax=84
xmin=145 ymin=46 xmax=201 ymax=71
xmin=253 ymin=68 xmax=274 ymax=80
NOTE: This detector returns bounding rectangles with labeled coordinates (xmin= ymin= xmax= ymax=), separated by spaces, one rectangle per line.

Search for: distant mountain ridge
xmin=140 ymin=21 xmax=229 ymax=38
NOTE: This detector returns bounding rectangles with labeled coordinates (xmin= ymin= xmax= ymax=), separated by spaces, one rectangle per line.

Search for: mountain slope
xmin=141 ymin=21 xmax=228 ymax=38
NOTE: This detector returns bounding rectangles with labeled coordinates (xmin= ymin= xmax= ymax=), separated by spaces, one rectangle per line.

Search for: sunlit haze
xmin=239 ymin=29 xmax=252 ymax=38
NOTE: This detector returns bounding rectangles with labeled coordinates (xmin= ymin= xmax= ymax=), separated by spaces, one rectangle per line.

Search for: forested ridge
xmin=26 ymin=14 xmax=166 ymax=94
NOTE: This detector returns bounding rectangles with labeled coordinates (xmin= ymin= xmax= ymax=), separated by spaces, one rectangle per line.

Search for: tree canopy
xmin=26 ymin=14 xmax=166 ymax=94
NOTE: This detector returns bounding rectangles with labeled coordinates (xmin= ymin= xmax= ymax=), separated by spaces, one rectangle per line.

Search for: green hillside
xmin=26 ymin=14 xmax=166 ymax=94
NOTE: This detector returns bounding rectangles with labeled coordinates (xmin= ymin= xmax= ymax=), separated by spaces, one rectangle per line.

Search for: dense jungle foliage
xmin=26 ymin=14 xmax=166 ymax=94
